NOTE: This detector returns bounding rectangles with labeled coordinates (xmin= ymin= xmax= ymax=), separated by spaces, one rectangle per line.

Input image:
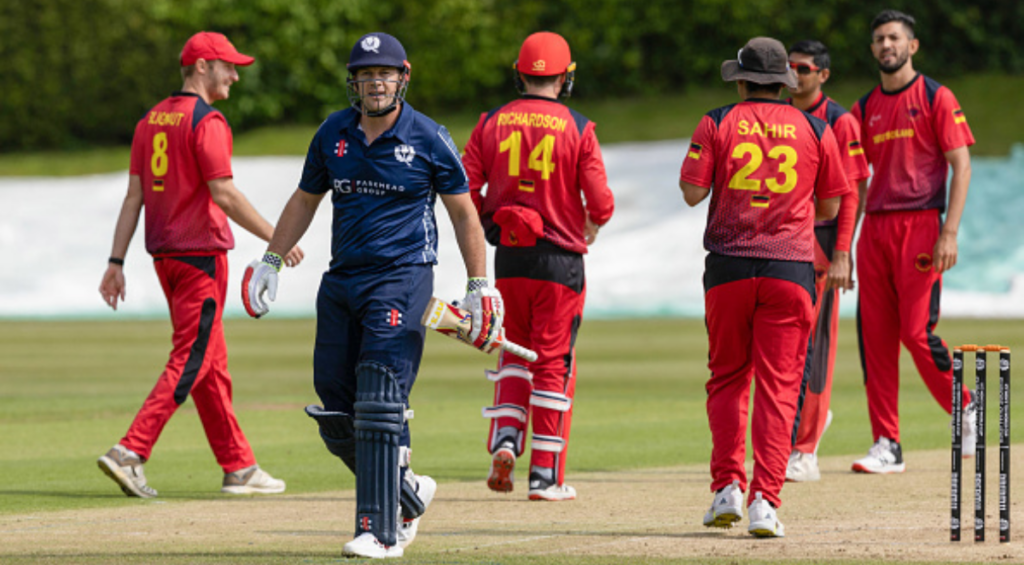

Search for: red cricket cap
xmin=180 ymin=32 xmax=255 ymax=67
xmin=517 ymin=32 xmax=571 ymax=76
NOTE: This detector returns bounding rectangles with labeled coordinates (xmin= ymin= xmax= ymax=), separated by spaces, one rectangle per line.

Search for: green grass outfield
xmin=2 ymin=316 xmax=1020 ymax=515
xmin=0 ymin=73 xmax=1020 ymax=176
xmin=2 ymin=317 xmax=1021 ymax=564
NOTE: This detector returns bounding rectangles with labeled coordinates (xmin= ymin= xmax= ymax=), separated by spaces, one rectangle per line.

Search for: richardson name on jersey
xmin=333 ymin=178 xmax=407 ymax=196
xmin=872 ymin=128 xmax=915 ymax=145
xmin=496 ymin=112 xmax=568 ymax=132
xmin=147 ymin=111 xmax=186 ymax=127
xmin=737 ymin=120 xmax=797 ymax=139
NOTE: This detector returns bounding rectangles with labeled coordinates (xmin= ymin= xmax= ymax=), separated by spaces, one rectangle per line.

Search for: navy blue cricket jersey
xmin=299 ymin=103 xmax=469 ymax=273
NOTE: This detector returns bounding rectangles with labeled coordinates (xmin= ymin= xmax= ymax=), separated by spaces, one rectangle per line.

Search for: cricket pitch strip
xmin=2 ymin=449 xmax=1021 ymax=564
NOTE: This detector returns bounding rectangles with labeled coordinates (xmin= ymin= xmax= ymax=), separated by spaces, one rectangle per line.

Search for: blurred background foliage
xmin=1 ymin=0 xmax=1021 ymax=151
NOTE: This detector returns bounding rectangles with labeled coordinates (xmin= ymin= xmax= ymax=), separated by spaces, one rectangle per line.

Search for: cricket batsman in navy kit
xmin=242 ymin=33 xmax=503 ymax=559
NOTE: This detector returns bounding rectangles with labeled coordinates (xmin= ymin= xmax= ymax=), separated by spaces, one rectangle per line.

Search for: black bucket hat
xmin=721 ymin=37 xmax=797 ymax=89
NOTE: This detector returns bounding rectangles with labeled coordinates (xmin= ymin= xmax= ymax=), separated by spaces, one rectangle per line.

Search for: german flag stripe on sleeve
xmin=688 ymin=142 xmax=702 ymax=160
xmin=953 ymin=108 xmax=966 ymax=124
xmin=848 ymin=139 xmax=864 ymax=156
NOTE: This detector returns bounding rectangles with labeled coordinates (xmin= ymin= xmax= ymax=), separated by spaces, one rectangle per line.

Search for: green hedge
xmin=1 ymin=0 xmax=1021 ymax=151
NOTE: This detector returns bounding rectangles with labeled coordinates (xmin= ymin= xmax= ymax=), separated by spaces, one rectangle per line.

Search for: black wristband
xmin=109 ymin=257 xmax=125 ymax=266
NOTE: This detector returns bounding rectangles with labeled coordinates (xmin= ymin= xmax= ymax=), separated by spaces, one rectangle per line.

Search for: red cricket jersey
xmin=680 ymin=99 xmax=850 ymax=262
xmin=852 ymin=74 xmax=975 ymax=213
xmin=129 ymin=91 xmax=235 ymax=256
xmin=462 ymin=95 xmax=614 ymax=254
xmin=792 ymin=93 xmax=871 ymax=251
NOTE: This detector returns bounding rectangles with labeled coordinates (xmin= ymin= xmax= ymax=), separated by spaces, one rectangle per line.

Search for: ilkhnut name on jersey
xmin=147 ymin=111 xmax=186 ymax=127
xmin=332 ymin=178 xmax=407 ymax=196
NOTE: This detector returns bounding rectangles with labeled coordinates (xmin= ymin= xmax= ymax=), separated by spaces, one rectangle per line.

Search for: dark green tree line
xmin=1 ymin=0 xmax=1020 ymax=151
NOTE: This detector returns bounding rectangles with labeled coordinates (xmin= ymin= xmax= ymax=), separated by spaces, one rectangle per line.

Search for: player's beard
xmin=877 ymin=47 xmax=910 ymax=74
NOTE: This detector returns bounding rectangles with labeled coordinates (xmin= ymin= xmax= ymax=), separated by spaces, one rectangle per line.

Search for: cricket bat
xmin=420 ymin=297 xmax=538 ymax=362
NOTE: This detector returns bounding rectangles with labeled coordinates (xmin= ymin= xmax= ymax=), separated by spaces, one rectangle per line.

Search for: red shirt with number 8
xmin=129 ymin=91 xmax=235 ymax=256
xmin=680 ymin=99 xmax=849 ymax=262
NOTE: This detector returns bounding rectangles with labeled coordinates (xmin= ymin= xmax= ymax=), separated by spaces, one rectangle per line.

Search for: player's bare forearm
xmin=935 ymin=146 xmax=971 ymax=272
xmin=440 ymin=192 xmax=487 ymax=279
xmin=853 ymin=179 xmax=869 ymax=236
xmin=101 ymin=175 xmax=144 ymax=310
xmin=109 ymin=175 xmax=144 ymax=259
xmin=942 ymin=146 xmax=971 ymax=239
xmin=208 ymin=177 xmax=275 ymax=242
xmin=266 ymin=188 xmax=322 ymax=259
xmin=815 ymin=196 xmax=841 ymax=221
xmin=679 ymin=180 xmax=710 ymax=206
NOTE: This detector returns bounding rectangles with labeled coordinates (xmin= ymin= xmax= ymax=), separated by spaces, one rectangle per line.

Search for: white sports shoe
xmin=748 ymin=492 xmax=785 ymax=538
xmin=785 ymin=451 xmax=820 ymax=482
xmin=398 ymin=474 xmax=436 ymax=549
xmin=221 ymin=465 xmax=286 ymax=494
xmin=97 ymin=444 xmax=157 ymax=498
xmin=343 ymin=532 xmax=403 ymax=559
xmin=528 ymin=472 xmax=576 ymax=501
xmin=851 ymin=437 xmax=905 ymax=474
xmin=703 ymin=479 xmax=744 ymax=528
xmin=961 ymin=397 xmax=977 ymax=458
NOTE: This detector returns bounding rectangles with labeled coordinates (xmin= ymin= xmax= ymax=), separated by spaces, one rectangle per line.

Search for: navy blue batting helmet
xmin=348 ymin=33 xmax=409 ymax=72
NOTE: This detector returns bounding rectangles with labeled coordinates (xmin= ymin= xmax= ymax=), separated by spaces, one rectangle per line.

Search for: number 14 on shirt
xmin=499 ymin=131 xmax=556 ymax=188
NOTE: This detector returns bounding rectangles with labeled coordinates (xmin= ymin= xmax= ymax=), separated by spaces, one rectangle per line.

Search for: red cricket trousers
xmin=792 ymin=228 xmax=841 ymax=453
xmin=486 ymin=245 xmax=585 ymax=487
xmin=705 ymin=265 xmax=814 ymax=509
xmin=856 ymin=209 xmax=970 ymax=443
xmin=120 ymin=253 xmax=255 ymax=473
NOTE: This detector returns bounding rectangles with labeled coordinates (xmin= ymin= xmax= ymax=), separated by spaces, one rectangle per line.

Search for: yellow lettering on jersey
xmin=496 ymin=112 xmax=567 ymax=132
xmin=148 ymin=111 xmax=186 ymax=127
xmin=737 ymin=120 xmax=796 ymax=139
xmin=872 ymin=128 xmax=915 ymax=145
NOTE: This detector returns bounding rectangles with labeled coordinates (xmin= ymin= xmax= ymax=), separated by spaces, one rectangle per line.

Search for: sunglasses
xmin=789 ymin=62 xmax=823 ymax=75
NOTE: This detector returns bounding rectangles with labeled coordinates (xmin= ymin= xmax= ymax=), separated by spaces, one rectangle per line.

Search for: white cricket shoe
xmin=98 ymin=444 xmax=157 ymax=498
xmin=528 ymin=472 xmax=576 ymax=501
xmin=398 ymin=473 xmax=437 ymax=549
xmin=851 ymin=437 xmax=905 ymax=474
xmin=785 ymin=451 xmax=820 ymax=482
xmin=343 ymin=532 xmax=403 ymax=559
xmin=961 ymin=396 xmax=977 ymax=458
xmin=487 ymin=444 xmax=516 ymax=493
xmin=748 ymin=492 xmax=785 ymax=538
xmin=703 ymin=479 xmax=744 ymax=528
xmin=221 ymin=465 xmax=286 ymax=494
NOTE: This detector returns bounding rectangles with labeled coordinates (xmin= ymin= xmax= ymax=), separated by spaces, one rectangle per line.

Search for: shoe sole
xmin=749 ymin=525 xmax=785 ymax=538
xmin=851 ymin=462 xmax=906 ymax=474
xmin=528 ymin=492 xmax=576 ymax=501
xmin=97 ymin=456 xmax=155 ymax=499
xmin=487 ymin=450 xmax=515 ymax=493
xmin=704 ymin=511 xmax=742 ymax=528
xmin=221 ymin=484 xmax=286 ymax=495
xmin=342 ymin=547 xmax=404 ymax=558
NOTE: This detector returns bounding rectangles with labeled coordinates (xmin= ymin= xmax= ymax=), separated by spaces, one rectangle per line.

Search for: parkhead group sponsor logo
xmin=332 ymin=178 xmax=406 ymax=196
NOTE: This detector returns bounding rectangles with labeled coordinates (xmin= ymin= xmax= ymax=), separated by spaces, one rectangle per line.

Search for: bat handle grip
xmin=499 ymin=337 xmax=538 ymax=363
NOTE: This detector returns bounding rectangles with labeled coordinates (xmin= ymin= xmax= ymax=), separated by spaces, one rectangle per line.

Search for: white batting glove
xmin=459 ymin=278 xmax=505 ymax=351
xmin=242 ymin=252 xmax=282 ymax=319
